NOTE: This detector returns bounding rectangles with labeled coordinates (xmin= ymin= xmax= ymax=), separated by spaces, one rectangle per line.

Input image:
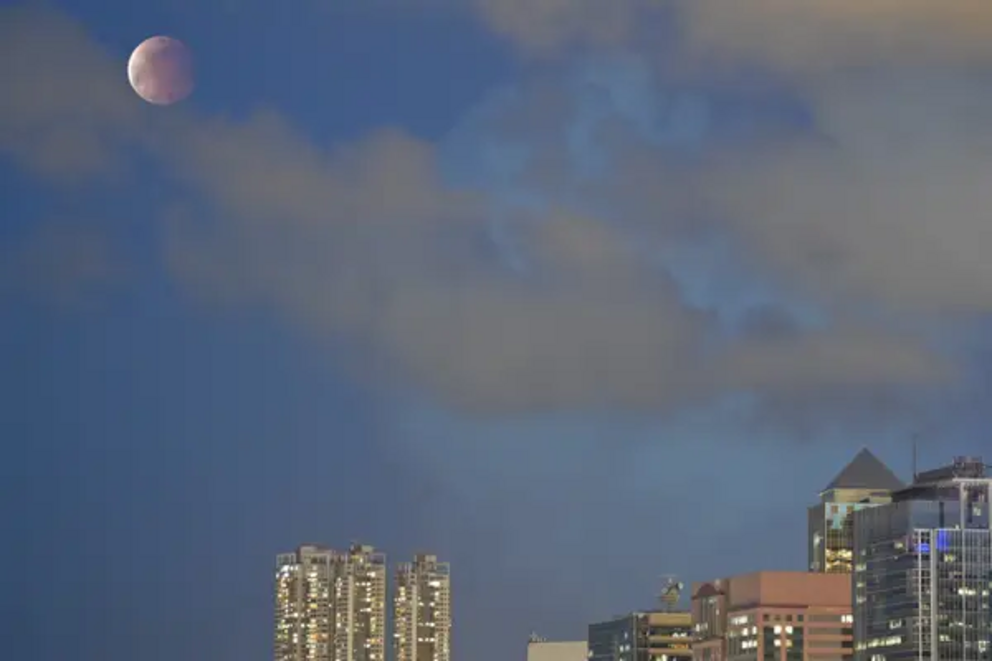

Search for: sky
xmin=5 ymin=0 xmax=992 ymax=659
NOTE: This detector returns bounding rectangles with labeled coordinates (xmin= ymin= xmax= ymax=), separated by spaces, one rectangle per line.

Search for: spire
xmin=823 ymin=448 xmax=904 ymax=492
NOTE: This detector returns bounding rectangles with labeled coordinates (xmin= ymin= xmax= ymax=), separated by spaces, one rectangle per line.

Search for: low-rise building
xmin=588 ymin=611 xmax=692 ymax=661
xmin=691 ymin=571 xmax=852 ymax=661
xmin=527 ymin=638 xmax=587 ymax=661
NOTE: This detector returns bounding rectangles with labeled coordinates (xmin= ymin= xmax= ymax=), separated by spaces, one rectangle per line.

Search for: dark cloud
xmin=0 ymin=5 xmax=964 ymax=422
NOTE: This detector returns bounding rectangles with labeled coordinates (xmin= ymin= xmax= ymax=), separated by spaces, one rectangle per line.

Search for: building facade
xmin=691 ymin=571 xmax=853 ymax=661
xmin=335 ymin=544 xmax=387 ymax=661
xmin=852 ymin=456 xmax=992 ymax=661
xmin=808 ymin=449 xmax=903 ymax=573
xmin=589 ymin=611 xmax=692 ymax=661
xmin=394 ymin=554 xmax=451 ymax=661
xmin=275 ymin=545 xmax=339 ymax=661
xmin=526 ymin=639 xmax=587 ymax=661
xmin=274 ymin=543 xmax=387 ymax=661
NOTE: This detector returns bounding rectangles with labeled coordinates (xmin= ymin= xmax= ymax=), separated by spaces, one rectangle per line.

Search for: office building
xmin=394 ymin=553 xmax=451 ymax=661
xmin=527 ymin=638 xmax=587 ymax=661
xmin=691 ymin=571 xmax=852 ymax=661
xmin=808 ymin=448 xmax=903 ymax=573
xmin=275 ymin=545 xmax=339 ymax=661
xmin=588 ymin=611 xmax=692 ymax=661
xmin=853 ymin=456 xmax=992 ymax=661
xmin=335 ymin=544 xmax=387 ymax=661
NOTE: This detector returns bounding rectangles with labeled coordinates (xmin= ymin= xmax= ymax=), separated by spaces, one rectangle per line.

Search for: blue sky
xmin=5 ymin=1 xmax=992 ymax=660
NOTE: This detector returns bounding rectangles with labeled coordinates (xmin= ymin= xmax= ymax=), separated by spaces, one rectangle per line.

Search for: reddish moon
xmin=127 ymin=36 xmax=193 ymax=105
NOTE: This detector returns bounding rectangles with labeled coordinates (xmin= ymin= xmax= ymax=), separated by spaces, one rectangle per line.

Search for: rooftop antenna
xmin=658 ymin=575 xmax=684 ymax=612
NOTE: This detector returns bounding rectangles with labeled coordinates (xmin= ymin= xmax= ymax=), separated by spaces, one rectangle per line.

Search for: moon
xmin=127 ymin=36 xmax=193 ymax=105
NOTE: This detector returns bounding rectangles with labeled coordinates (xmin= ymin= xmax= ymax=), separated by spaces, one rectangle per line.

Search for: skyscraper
xmin=335 ymin=544 xmax=387 ymax=661
xmin=853 ymin=456 xmax=992 ymax=660
xmin=274 ymin=543 xmax=386 ymax=661
xmin=808 ymin=448 xmax=903 ymax=573
xmin=393 ymin=553 xmax=451 ymax=661
xmin=275 ymin=545 xmax=339 ymax=661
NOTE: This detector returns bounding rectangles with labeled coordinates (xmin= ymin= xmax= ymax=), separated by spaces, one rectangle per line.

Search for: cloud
xmin=680 ymin=0 xmax=992 ymax=73
xmin=703 ymin=73 xmax=992 ymax=316
xmin=0 ymin=5 xmax=142 ymax=183
xmin=467 ymin=0 xmax=992 ymax=73
xmin=0 ymin=5 xmax=958 ymax=419
xmin=471 ymin=0 xmax=643 ymax=56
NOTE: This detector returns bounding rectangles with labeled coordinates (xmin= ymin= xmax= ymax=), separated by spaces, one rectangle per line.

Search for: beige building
xmin=691 ymin=571 xmax=852 ymax=661
xmin=274 ymin=543 xmax=386 ymax=661
xmin=394 ymin=554 xmax=451 ymax=661
xmin=335 ymin=544 xmax=387 ymax=661
xmin=588 ymin=611 xmax=692 ymax=661
xmin=526 ymin=640 xmax=587 ymax=661
xmin=275 ymin=545 xmax=339 ymax=661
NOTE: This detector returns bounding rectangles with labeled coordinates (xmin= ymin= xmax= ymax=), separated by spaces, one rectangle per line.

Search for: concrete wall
xmin=726 ymin=571 xmax=850 ymax=609
xmin=527 ymin=641 xmax=587 ymax=661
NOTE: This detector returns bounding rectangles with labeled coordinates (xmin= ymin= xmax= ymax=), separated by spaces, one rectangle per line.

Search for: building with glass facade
xmin=691 ymin=571 xmax=852 ymax=661
xmin=588 ymin=611 xmax=692 ymax=661
xmin=852 ymin=456 xmax=992 ymax=661
xmin=808 ymin=449 xmax=903 ymax=573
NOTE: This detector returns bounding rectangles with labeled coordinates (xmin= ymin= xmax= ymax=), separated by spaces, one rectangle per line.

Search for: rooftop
xmin=823 ymin=448 xmax=904 ymax=492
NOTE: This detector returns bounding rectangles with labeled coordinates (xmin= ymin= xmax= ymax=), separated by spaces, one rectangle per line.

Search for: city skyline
xmin=8 ymin=2 xmax=992 ymax=661
xmin=535 ymin=450 xmax=992 ymax=661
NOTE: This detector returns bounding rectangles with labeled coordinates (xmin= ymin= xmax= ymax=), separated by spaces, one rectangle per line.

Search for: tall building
xmin=808 ymin=449 xmax=903 ymax=573
xmin=393 ymin=553 xmax=451 ymax=661
xmin=853 ymin=456 xmax=992 ymax=661
xmin=691 ymin=571 xmax=852 ymax=661
xmin=335 ymin=544 xmax=387 ymax=661
xmin=588 ymin=611 xmax=692 ymax=661
xmin=526 ymin=637 xmax=587 ymax=661
xmin=274 ymin=543 xmax=386 ymax=661
xmin=275 ymin=545 xmax=339 ymax=661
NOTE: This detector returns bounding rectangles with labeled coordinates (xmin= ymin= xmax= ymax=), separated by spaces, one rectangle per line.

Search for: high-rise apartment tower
xmin=335 ymin=544 xmax=387 ymax=661
xmin=274 ymin=543 xmax=387 ymax=661
xmin=393 ymin=553 xmax=451 ymax=661
xmin=275 ymin=545 xmax=339 ymax=661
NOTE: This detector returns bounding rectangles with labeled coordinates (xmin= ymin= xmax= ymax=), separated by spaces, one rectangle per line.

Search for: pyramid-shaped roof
xmin=823 ymin=448 xmax=904 ymax=492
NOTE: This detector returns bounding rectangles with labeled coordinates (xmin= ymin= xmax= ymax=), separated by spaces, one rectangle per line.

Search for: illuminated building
xmin=691 ymin=571 xmax=852 ymax=661
xmin=808 ymin=449 xmax=903 ymax=573
xmin=274 ymin=543 xmax=386 ymax=661
xmin=275 ymin=545 xmax=339 ymax=661
xmin=853 ymin=456 xmax=992 ymax=661
xmin=588 ymin=611 xmax=692 ymax=661
xmin=335 ymin=544 xmax=387 ymax=661
xmin=393 ymin=554 xmax=451 ymax=661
